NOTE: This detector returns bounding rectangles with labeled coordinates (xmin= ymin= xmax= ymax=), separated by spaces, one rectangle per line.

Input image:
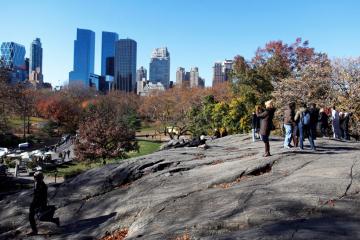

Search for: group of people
xmin=58 ymin=149 xmax=71 ymax=162
xmin=252 ymin=101 xmax=354 ymax=157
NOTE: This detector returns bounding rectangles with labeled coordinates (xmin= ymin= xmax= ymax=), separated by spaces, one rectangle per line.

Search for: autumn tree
xmin=139 ymin=87 xmax=206 ymax=139
xmin=188 ymin=95 xmax=217 ymax=137
xmin=331 ymin=57 xmax=360 ymax=136
xmin=36 ymin=93 xmax=82 ymax=134
xmin=272 ymin=53 xmax=332 ymax=108
xmin=253 ymin=38 xmax=316 ymax=86
xmin=75 ymin=93 xmax=139 ymax=162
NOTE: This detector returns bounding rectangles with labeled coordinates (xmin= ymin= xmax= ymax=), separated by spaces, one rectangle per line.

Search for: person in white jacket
xmin=331 ymin=106 xmax=341 ymax=139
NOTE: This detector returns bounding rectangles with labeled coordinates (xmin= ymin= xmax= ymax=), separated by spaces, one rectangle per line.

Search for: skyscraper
xmin=223 ymin=59 xmax=233 ymax=81
xmin=176 ymin=67 xmax=186 ymax=86
xmin=212 ymin=62 xmax=224 ymax=86
xmin=149 ymin=47 xmax=170 ymax=88
xmin=136 ymin=66 xmax=147 ymax=95
xmin=190 ymin=67 xmax=199 ymax=88
xmin=114 ymin=39 xmax=137 ymax=92
xmin=29 ymin=38 xmax=43 ymax=83
xmin=0 ymin=42 xmax=26 ymax=69
xmin=136 ymin=66 xmax=147 ymax=82
xmin=212 ymin=59 xmax=234 ymax=86
xmin=69 ymin=28 xmax=95 ymax=86
xmin=0 ymin=42 xmax=26 ymax=83
xmin=101 ymin=31 xmax=118 ymax=76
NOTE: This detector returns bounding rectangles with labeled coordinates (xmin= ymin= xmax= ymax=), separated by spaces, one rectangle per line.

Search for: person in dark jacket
xmin=342 ymin=112 xmax=352 ymax=140
xmin=339 ymin=112 xmax=345 ymax=139
xmin=257 ymin=100 xmax=276 ymax=157
xmin=308 ymin=103 xmax=319 ymax=140
xmin=251 ymin=106 xmax=261 ymax=142
xmin=29 ymin=171 xmax=59 ymax=235
xmin=319 ymin=108 xmax=329 ymax=137
xmin=283 ymin=102 xmax=295 ymax=149
xmin=294 ymin=103 xmax=316 ymax=151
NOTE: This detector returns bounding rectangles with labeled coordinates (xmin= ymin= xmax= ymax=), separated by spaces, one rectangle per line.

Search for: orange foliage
xmin=100 ymin=228 xmax=128 ymax=240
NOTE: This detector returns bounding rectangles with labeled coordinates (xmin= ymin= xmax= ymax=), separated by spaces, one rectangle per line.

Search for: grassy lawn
xmin=128 ymin=140 xmax=162 ymax=158
xmin=47 ymin=140 xmax=162 ymax=179
xmin=8 ymin=116 xmax=47 ymax=129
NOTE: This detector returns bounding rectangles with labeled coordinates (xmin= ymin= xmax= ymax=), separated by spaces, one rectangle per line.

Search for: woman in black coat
xmin=257 ymin=100 xmax=276 ymax=157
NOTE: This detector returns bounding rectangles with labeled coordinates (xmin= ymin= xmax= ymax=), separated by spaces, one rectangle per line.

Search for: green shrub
xmin=63 ymin=169 xmax=84 ymax=180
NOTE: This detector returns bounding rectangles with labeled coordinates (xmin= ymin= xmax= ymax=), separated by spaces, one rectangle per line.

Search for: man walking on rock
xmin=28 ymin=171 xmax=59 ymax=235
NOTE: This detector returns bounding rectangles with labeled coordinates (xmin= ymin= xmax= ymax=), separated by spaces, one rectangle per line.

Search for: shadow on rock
xmin=61 ymin=212 xmax=116 ymax=234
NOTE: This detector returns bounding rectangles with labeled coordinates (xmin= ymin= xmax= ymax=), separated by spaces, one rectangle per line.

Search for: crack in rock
xmin=340 ymin=159 xmax=357 ymax=199
xmin=138 ymin=159 xmax=165 ymax=171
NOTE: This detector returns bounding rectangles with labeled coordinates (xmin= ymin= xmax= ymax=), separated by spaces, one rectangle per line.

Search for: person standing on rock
xmin=256 ymin=100 xmax=276 ymax=157
xmin=251 ymin=106 xmax=261 ymax=142
xmin=283 ymin=102 xmax=295 ymax=149
xmin=28 ymin=171 xmax=59 ymax=235
xmin=308 ymin=103 xmax=319 ymax=140
xmin=319 ymin=108 xmax=329 ymax=137
xmin=343 ymin=112 xmax=352 ymax=140
xmin=295 ymin=103 xmax=316 ymax=151
xmin=331 ymin=106 xmax=341 ymax=139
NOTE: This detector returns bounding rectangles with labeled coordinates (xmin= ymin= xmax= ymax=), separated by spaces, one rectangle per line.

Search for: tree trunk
xmin=23 ymin=112 xmax=26 ymax=139
xmin=27 ymin=115 xmax=30 ymax=134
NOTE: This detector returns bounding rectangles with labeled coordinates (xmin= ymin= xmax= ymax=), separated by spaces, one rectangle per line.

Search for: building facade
xmin=89 ymin=73 xmax=106 ymax=92
xmin=0 ymin=42 xmax=26 ymax=69
xmin=105 ymin=57 xmax=114 ymax=76
xmin=223 ymin=59 xmax=233 ymax=81
xmin=0 ymin=42 xmax=27 ymax=83
xmin=136 ymin=66 xmax=147 ymax=95
xmin=212 ymin=60 xmax=233 ymax=86
xmin=29 ymin=38 xmax=43 ymax=81
xmin=149 ymin=47 xmax=170 ymax=88
xmin=176 ymin=67 xmax=204 ymax=88
xmin=114 ymin=39 xmax=137 ymax=92
xmin=176 ymin=67 xmax=186 ymax=87
xmin=212 ymin=62 xmax=224 ymax=86
xmin=101 ymin=31 xmax=118 ymax=76
xmin=138 ymin=81 xmax=165 ymax=96
xmin=136 ymin=66 xmax=147 ymax=82
xmin=69 ymin=28 xmax=95 ymax=87
xmin=190 ymin=67 xmax=200 ymax=88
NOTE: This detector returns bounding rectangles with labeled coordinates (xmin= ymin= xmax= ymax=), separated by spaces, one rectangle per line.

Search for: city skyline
xmin=1 ymin=0 xmax=360 ymax=87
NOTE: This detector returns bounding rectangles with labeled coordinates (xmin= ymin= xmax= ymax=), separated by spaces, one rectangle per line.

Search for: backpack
xmin=301 ymin=111 xmax=311 ymax=126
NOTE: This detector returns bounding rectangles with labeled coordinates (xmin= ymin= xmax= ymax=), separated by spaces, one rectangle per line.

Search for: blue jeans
xmin=252 ymin=128 xmax=259 ymax=142
xmin=299 ymin=124 xmax=316 ymax=150
xmin=283 ymin=124 xmax=293 ymax=147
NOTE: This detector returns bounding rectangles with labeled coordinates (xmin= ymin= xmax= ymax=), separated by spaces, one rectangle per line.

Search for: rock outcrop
xmin=1 ymin=135 xmax=359 ymax=239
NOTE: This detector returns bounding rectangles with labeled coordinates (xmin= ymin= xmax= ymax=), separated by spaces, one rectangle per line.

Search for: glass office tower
xmin=69 ymin=28 xmax=95 ymax=86
xmin=114 ymin=39 xmax=137 ymax=92
xmin=29 ymin=38 xmax=43 ymax=75
xmin=149 ymin=47 xmax=170 ymax=88
xmin=101 ymin=31 xmax=118 ymax=76
xmin=1 ymin=42 xmax=27 ymax=83
xmin=0 ymin=42 xmax=26 ymax=69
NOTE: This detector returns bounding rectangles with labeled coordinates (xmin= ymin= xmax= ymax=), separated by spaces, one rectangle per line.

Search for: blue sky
xmin=1 ymin=0 xmax=360 ymax=87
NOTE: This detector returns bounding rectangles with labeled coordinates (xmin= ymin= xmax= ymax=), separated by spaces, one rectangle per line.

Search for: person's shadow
xmin=60 ymin=212 xmax=117 ymax=234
